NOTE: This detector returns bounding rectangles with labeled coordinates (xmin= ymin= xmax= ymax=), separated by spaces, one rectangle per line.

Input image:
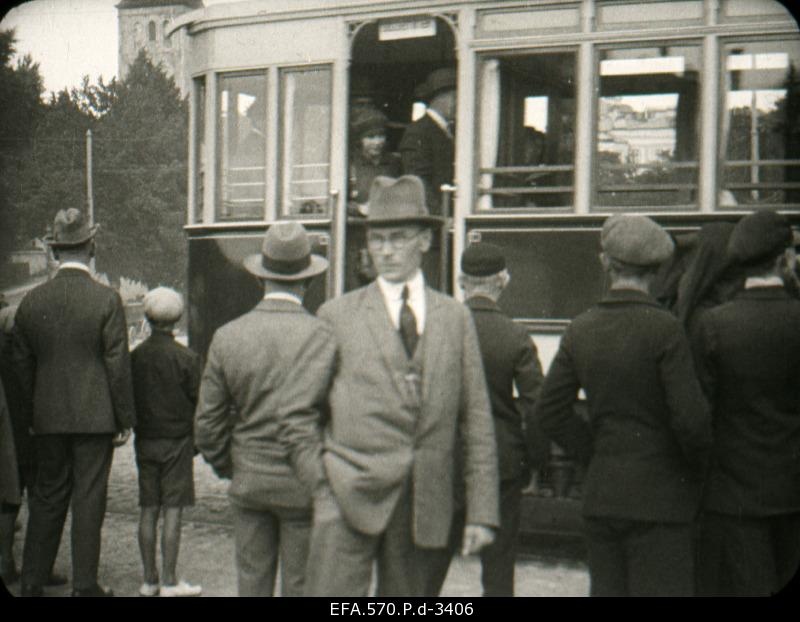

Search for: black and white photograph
xmin=0 ymin=0 xmax=799 ymax=600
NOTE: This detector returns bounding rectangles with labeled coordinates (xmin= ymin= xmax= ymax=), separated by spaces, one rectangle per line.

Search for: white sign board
xmin=378 ymin=17 xmax=436 ymax=41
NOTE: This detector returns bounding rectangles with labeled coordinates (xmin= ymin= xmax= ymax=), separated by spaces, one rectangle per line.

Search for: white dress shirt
xmin=376 ymin=270 xmax=426 ymax=334
xmin=744 ymin=276 xmax=784 ymax=289
xmin=57 ymin=261 xmax=91 ymax=274
xmin=263 ymin=291 xmax=303 ymax=305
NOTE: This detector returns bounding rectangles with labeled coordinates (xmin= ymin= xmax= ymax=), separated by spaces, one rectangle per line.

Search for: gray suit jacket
xmin=283 ymin=281 xmax=499 ymax=548
xmin=195 ymin=298 xmax=336 ymax=510
xmin=13 ymin=268 xmax=136 ymax=434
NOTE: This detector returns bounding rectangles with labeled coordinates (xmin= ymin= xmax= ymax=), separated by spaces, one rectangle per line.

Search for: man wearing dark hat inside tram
xmin=194 ymin=221 xmax=334 ymax=597
xmin=424 ymin=241 xmax=547 ymax=596
xmin=693 ymin=210 xmax=800 ymax=597
xmin=399 ymin=68 xmax=456 ymax=216
xmin=13 ymin=208 xmax=136 ymax=597
xmin=280 ymin=175 xmax=499 ymax=596
xmin=534 ymin=214 xmax=712 ymax=597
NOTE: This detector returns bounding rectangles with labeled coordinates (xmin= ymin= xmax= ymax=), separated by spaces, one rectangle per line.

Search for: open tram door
xmin=342 ymin=15 xmax=457 ymax=293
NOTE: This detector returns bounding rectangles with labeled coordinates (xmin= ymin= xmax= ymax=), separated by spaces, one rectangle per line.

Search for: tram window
xmin=163 ymin=21 xmax=171 ymax=48
xmin=279 ymin=67 xmax=332 ymax=217
xmin=216 ymin=73 xmax=267 ymax=221
xmin=720 ymin=40 xmax=800 ymax=209
xmin=193 ymin=77 xmax=205 ymax=223
xmin=148 ymin=21 xmax=156 ymax=42
xmin=477 ymin=53 xmax=576 ymax=210
xmin=595 ymin=45 xmax=701 ymax=209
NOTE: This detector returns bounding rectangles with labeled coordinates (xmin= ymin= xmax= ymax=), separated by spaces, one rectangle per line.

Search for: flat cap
xmin=728 ymin=210 xmax=793 ymax=266
xmin=144 ymin=287 xmax=184 ymax=323
xmin=601 ymin=214 xmax=674 ymax=266
xmin=461 ymin=242 xmax=506 ymax=277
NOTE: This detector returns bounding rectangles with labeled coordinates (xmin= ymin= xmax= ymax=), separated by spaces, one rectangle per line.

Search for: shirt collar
xmin=376 ymin=270 xmax=425 ymax=301
xmin=425 ymin=108 xmax=451 ymax=136
xmin=57 ymin=261 xmax=91 ymax=274
xmin=744 ymin=276 xmax=784 ymax=289
xmin=263 ymin=291 xmax=303 ymax=305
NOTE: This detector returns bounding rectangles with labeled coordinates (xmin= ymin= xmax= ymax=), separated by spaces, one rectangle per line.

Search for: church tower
xmin=117 ymin=0 xmax=203 ymax=96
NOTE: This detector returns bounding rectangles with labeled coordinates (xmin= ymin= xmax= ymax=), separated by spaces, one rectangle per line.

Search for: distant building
xmin=116 ymin=0 xmax=203 ymax=96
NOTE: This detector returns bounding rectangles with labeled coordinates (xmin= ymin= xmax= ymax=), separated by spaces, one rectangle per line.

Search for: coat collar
xmin=253 ymin=298 xmax=308 ymax=314
xmin=598 ymin=288 xmax=663 ymax=309
xmin=54 ymin=266 xmax=92 ymax=279
xmin=735 ymin=286 xmax=792 ymax=302
xmin=465 ymin=295 xmax=500 ymax=313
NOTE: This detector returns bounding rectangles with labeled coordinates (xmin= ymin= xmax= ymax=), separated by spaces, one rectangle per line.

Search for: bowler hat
xmin=362 ymin=175 xmax=444 ymax=228
xmin=351 ymin=107 xmax=388 ymax=140
xmin=728 ymin=210 xmax=794 ymax=266
xmin=416 ymin=68 xmax=456 ymax=103
xmin=601 ymin=214 xmax=674 ymax=267
xmin=144 ymin=287 xmax=184 ymax=324
xmin=243 ymin=221 xmax=329 ymax=281
xmin=461 ymin=243 xmax=506 ymax=277
xmin=45 ymin=208 xmax=98 ymax=248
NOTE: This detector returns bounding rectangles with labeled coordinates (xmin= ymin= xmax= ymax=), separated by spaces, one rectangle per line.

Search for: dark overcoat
xmin=398 ymin=114 xmax=454 ymax=215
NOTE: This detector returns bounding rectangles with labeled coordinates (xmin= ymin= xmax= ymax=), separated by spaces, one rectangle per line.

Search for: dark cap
xmin=461 ymin=242 xmax=506 ymax=277
xmin=728 ymin=210 xmax=793 ymax=266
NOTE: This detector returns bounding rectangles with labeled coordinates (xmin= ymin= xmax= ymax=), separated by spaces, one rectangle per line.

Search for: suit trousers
xmin=305 ymin=478 xmax=440 ymax=596
xmin=424 ymin=477 xmax=524 ymax=596
xmin=696 ymin=510 xmax=800 ymax=596
xmin=21 ymin=434 xmax=114 ymax=589
xmin=583 ymin=516 xmax=695 ymax=596
xmin=230 ymin=501 xmax=312 ymax=597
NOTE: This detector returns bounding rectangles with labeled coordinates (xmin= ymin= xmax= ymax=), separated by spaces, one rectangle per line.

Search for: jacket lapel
xmin=362 ymin=282 xmax=407 ymax=395
xmin=420 ymin=287 xmax=445 ymax=405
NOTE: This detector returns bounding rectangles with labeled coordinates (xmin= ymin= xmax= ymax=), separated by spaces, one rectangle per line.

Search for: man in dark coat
xmin=694 ymin=210 xmax=800 ymax=596
xmin=399 ymin=68 xmax=456 ymax=216
xmin=13 ymin=208 xmax=136 ymax=597
xmin=534 ymin=214 xmax=712 ymax=596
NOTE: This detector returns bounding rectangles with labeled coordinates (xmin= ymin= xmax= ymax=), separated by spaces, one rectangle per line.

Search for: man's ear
xmin=418 ymin=228 xmax=433 ymax=253
xmin=599 ymin=252 xmax=611 ymax=271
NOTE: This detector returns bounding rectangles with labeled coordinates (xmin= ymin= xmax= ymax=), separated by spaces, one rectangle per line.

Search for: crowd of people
xmin=0 ymin=69 xmax=798 ymax=598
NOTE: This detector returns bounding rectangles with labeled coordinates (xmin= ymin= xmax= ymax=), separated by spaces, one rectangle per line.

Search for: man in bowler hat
xmin=425 ymin=242 xmax=546 ymax=596
xmin=13 ymin=208 xmax=136 ymax=597
xmin=534 ymin=214 xmax=712 ymax=596
xmin=281 ymin=175 xmax=499 ymax=596
xmin=399 ymin=68 xmax=456 ymax=215
xmin=694 ymin=210 xmax=800 ymax=596
xmin=194 ymin=221 xmax=333 ymax=597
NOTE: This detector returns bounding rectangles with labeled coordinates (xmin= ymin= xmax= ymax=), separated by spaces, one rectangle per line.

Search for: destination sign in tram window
xmin=595 ymin=45 xmax=701 ymax=210
xmin=216 ymin=73 xmax=267 ymax=221
xmin=476 ymin=52 xmax=576 ymax=210
xmin=280 ymin=67 xmax=332 ymax=217
xmin=720 ymin=39 xmax=800 ymax=209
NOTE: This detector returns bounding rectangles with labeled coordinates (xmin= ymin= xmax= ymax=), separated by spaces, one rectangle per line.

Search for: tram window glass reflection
xmin=477 ymin=53 xmax=576 ymax=210
xmin=595 ymin=45 xmax=701 ymax=209
xmin=720 ymin=40 xmax=800 ymax=209
xmin=280 ymin=67 xmax=332 ymax=216
xmin=216 ymin=73 xmax=267 ymax=221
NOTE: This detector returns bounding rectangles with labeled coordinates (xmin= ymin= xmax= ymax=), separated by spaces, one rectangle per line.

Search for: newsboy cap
xmin=144 ymin=287 xmax=184 ymax=323
xmin=601 ymin=214 xmax=674 ymax=267
xmin=727 ymin=210 xmax=793 ymax=266
xmin=461 ymin=242 xmax=506 ymax=277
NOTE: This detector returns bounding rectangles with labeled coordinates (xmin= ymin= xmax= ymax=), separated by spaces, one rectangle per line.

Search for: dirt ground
xmin=3 ymin=442 xmax=590 ymax=598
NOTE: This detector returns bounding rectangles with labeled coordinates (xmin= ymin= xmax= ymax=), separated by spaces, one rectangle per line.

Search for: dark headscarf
xmin=675 ymin=222 xmax=739 ymax=331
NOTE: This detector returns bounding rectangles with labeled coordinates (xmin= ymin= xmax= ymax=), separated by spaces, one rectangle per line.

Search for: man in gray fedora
xmin=280 ymin=174 xmax=499 ymax=596
xmin=194 ymin=221 xmax=334 ymax=597
xmin=534 ymin=214 xmax=712 ymax=596
xmin=14 ymin=208 xmax=136 ymax=597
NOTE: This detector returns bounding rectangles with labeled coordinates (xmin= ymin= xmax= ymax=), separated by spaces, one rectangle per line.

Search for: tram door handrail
xmin=439 ymin=184 xmax=456 ymax=293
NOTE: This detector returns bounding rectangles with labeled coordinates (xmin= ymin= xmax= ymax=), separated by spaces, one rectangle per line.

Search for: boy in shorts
xmin=132 ymin=287 xmax=202 ymax=597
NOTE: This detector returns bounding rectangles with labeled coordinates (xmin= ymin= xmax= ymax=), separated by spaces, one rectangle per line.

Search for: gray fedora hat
xmin=45 ymin=208 xmax=99 ymax=248
xmin=361 ymin=175 xmax=444 ymax=228
xmin=243 ymin=221 xmax=329 ymax=281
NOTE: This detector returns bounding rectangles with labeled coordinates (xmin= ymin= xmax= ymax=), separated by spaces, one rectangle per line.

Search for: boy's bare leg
xmin=161 ymin=507 xmax=182 ymax=586
xmin=138 ymin=506 xmax=160 ymax=585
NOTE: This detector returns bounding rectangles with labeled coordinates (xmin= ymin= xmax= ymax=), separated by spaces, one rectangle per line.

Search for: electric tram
xmin=170 ymin=0 xmax=800 ymax=538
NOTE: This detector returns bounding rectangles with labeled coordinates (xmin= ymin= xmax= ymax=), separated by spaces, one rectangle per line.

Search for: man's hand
xmin=461 ymin=524 xmax=495 ymax=556
xmin=112 ymin=428 xmax=131 ymax=447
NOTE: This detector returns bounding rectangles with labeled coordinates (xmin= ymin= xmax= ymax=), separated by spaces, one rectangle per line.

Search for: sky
xmin=0 ymin=0 xmax=235 ymax=96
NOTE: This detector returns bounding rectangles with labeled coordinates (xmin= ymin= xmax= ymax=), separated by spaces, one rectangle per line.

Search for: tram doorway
xmin=344 ymin=16 xmax=457 ymax=292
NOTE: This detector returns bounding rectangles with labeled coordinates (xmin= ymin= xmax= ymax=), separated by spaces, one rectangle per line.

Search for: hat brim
xmin=45 ymin=224 xmax=99 ymax=248
xmin=243 ymin=253 xmax=329 ymax=281
xmin=354 ymin=215 xmax=445 ymax=228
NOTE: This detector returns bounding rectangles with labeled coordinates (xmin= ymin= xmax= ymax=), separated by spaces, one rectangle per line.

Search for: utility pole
xmin=86 ymin=129 xmax=96 ymax=273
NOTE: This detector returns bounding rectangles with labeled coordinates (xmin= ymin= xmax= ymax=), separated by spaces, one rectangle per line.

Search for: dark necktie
xmin=399 ymin=285 xmax=418 ymax=358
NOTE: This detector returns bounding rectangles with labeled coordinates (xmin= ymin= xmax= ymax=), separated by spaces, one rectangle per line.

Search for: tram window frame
xmin=718 ymin=36 xmax=800 ymax=210
xmin=192 ymin=76 xmax=205 ymax=225
xmin=592 ymin=41 xmax=703 ymax=212
xmin=215 ymin=70 xmax=269 ymax=223
xmin=277 ymin=64 xmax=333 ymax=219
xmin=474 ymin=49 xmax=578 ymax=213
